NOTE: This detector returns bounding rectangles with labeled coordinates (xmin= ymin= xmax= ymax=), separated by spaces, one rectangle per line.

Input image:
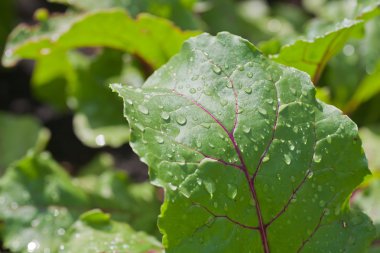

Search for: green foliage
xmin=271 ymin=19 xmax=363 ymax=84
xmin=112 ymin=32 xmax=375 ymax=252
xmin=0 ymin=112 xmax=48 ymax=173
xmin=2 ymin=9 xmax=199 ymax=69
xmin=0 ymin=152 xmax=160 ymax=253
xmin=2 ymin=0 xmax=380 ymax=252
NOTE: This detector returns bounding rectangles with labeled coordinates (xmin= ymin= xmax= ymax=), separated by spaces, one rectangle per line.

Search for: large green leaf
xmin=0 ymin=152 xmax=160 ymax=253
xmin=112 ymin=32 xmax=375 ymax=252
xmin=63 ymin=209 xmax=163 ymax=253
xmin=2 ymin=8 xmax=199 ymax=69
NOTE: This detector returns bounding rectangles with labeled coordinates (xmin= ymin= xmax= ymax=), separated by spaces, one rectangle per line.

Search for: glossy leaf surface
xmin=113 ymin=32 xmax=375 ymax=252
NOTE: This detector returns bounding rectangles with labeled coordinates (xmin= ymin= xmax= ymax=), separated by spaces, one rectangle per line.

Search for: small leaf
xmin=63 ymin=209 xmax=163 ymax=253
xmin=113 ymin=32 xmax=375 ymax=252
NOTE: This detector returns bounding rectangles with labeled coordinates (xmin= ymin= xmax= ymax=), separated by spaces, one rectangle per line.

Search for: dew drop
xmin=288 ymin=141 xmax=295 ymax=151
xmin=190 ymin=88 xmax=196 ymax=94
xmin=227 ymin=184 xmax=237 ymax=200
xmin=176 ymin=115 xmax=187 ymax=125
xmin=313 ymin=153 xmax=322 ymax=163
xmin=265 ymin=98 xmax=273 ymax=104
xmin=155 ymin=136 xmax=164 ymax=144
xmin=238 ymin=65 xmax=244 ymax=71
xmin=244 ymin=87 xmax=252 ymax=94
xmin=181 ymin=188 xmax=191 ymax=198
xmin=225 ymin=82 xmax=233 ymax=88
xmin=242 ymin=125 xmax=251 ymax=134
xmin=126 ymin=98 xmax=133 ymax=105
xmin=258 ymin=108 xmax=267 ymax=115
xmin=205 ymin=181 xmax=216 ymax=198
xmin=168 ymin=183 xmax=178 ymax=191
xmin=306 ymin=170 xmax=314 ymax=179
xmin=224 ymin=63 xmax=229 ymax=69
xmin=293 ymin=126 xmax=299 ymax=133
xmin=161 ymin=111 xmax=170 ymax=121
xmin=284 ymin=154 xmax=291 ymax=165
xmin=263 ymin=155 xmax=270 ymax=163
xmin=135 ymin=123 xmax=145 ymax=132
xmin=137 ymin=105 xmax=149 ymax=115
xmin=212 ymin=65 xmax=222 ymax=74
xmin=247 ymin=72 xmax=253 ymax=78
xmin=326 ymin=135 xmax=332 ymax=144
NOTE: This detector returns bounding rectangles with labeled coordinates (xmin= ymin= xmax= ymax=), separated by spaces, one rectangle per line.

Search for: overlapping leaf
xmin=48 ymin=0 xmax=199 ymax=30
xmin=62 ymin=209 xmax=163 ymax=253
xmin=271 ymin=2 xmax=380 ymax=84
xmin=0 ymin=152 xmax=160 ymax=253
xmin=2 ymin=8 xmax=199 ymax=69
xmin=113 ymin=32 xmax=375 ymax=252
xmin=271 ymin=19 xmax=363 ymax=84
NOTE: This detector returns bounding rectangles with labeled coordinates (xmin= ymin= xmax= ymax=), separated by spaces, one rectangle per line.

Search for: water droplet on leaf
xmin=176 ymin=115 xmax=187 ymax=125
xmin=155 ymin=136 xmax=164 ymax=144
xmin=205 ymin=181 xmax=216 ymax=198
xmin=258 ymin=108 xmax=267 ymax=116
xmin=161 ymin=111 xmax=170 ymax=121
xmin=284 ymin=154 xmax=291 ymax=165
xmin=313 ymin=153 xmax=322 ymax=163
xmin=227 ymin=184 xmax=237 ymax=200
xmin=138 ymin=105 xmax=149 ymax=115
xmin=212 ymin=65 xmax=222 ymax=74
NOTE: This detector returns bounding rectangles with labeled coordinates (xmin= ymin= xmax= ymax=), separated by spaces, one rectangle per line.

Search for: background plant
xmin=1 ymin=0 xmax=380 ymax=252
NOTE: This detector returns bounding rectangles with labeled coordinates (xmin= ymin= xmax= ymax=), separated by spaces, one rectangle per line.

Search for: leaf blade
xmin=113 ymin=32 xmax=375 ymax=252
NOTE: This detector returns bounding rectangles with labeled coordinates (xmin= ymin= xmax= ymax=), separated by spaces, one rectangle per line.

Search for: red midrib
xmin=228 ymin=131 xmax=270 ymax=253
xmin=171 ymin=86 xmax=272 ymax=252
